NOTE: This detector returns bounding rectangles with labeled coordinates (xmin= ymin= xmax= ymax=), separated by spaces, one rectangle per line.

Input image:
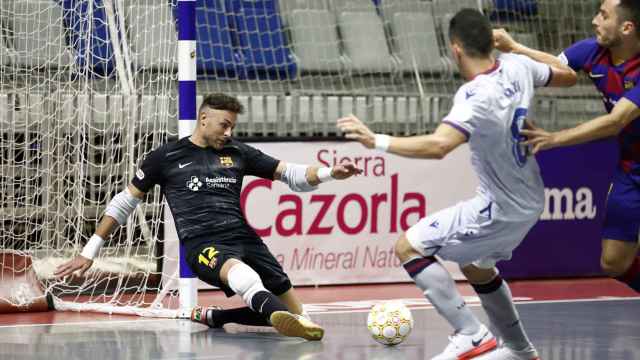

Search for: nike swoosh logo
xmin=259 ymin=298 xmax=269 ymax=314
xmin=178 ymin=162 xmax=193 ymax=169
xmin=471 ymin=332 xmax=489 ymax=347
xmin=588 ymin=72 xmax=605 ymax=78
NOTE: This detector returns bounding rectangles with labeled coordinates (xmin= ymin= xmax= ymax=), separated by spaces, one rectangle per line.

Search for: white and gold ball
xmin=366 ymin=301 xmax=413 ymax=346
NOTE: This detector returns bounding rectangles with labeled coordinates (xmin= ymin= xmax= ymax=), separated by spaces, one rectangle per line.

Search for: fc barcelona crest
xmin=219 ymin=156 xmax=234 ymax=167
xmin=625 ymin=80 xmax=635 ymax=90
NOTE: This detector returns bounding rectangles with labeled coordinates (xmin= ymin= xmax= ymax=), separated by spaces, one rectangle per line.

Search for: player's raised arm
xmin=54 ymin=184 xmax=147 ymax=278
xmin=337 ymin=115 xmax=467 ymax=159
xmin=522 ymin=98 xmax=640 ymax=153
xmin=493 ymin=28 xmax=577 ymax=87
xmin=273 ymin=161 xmax=362 ymax=192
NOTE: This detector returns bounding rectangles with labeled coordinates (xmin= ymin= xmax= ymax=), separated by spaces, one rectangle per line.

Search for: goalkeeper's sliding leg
xmin=187 ymin=242 xmax=323 ymax=341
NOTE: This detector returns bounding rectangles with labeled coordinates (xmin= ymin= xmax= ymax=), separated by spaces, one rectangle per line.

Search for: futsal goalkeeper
xmin=54 ymin=92 xmax=361 ymax=341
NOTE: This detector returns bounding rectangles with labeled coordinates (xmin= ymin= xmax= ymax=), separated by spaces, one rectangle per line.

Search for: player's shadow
xmin=190 ymin=324 xmax=326 ymax=359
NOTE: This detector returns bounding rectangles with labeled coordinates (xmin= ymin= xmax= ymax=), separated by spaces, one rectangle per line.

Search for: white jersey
xmin=442 ymin=53 xmax=552 ymax=221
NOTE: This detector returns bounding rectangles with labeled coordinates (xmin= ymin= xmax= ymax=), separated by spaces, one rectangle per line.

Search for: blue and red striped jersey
xmin=561 ymin=37 xmax=640 ymax=173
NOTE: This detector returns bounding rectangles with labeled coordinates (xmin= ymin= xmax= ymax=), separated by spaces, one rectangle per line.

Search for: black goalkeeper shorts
xmin=186 ymin=236 xmax=292 ymax=298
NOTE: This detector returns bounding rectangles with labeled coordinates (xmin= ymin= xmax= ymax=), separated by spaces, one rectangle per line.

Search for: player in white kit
xmin=338 ymin=9 xmax=577 ymax=360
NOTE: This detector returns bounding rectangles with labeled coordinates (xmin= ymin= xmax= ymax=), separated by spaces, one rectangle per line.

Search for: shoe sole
xmin=270 ymin=311 xmax=324 ymax=341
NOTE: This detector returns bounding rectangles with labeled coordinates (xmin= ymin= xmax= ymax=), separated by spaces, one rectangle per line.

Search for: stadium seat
xmin=127 ymin=4 xmax=178 ymax=71
xmin=57 ymin=0 xmax=116 ymax=76
xmin=432 ymin=0 xmax=483 ymax=45
xmin=433 ymin=0 xmax=481 ymax=17
xmin=391 ymin=12 xmax=450 ymax=75
xmin=380 ymin=0 xmax=450 ymax=75
xmin=492 ymin=0 xmax=538 ymax=18
xmin=278 ymin=0 xmax=330 ymax=16
xmin=512 ymin=32 xmax=539 ymax=49
xmin=277 ymin=0 xmax=330 ymax=28
xmin=380 ymin=0 xmax=432 ymax=19
xmin=226 ymin=0 xmax=297 ymax=80
xmin=4 ymin=1 xmax=74 ymax=70
xmin=0 ymin=45 xmax=10 ymax=67
xmin=0 ymin=2 xmax=11 ymax=66
xmin=330 ymin=0 xmax=377 ymax=14
xmin=337 ymin=11 xmax=396 ymax=74
xmin=196 ymin=0 xmax=245 ymax=79
xmin=288 ymin=9 xmax=344 ymax=74
xmin=0 ymin=28 xmax=12 ymax=66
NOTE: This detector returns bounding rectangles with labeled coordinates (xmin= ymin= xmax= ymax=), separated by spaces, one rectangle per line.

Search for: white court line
xmin=306 ymin=296 xmax=640 ymax=315
xmin=0 ymin=318 xmax=179 ymax=329
xmin=152 ymin=356 xmax=233 ymax=360
xmin=0 ymin=296 xmax=638 ymax=329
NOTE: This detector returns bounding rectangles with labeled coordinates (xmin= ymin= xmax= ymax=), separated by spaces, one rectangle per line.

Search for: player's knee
xmin=600 ymin=254 xmax=630 ymax=277
xmin=219 ymin=258 xmax=241 ymax=285
xmin=461 ymin=264 xmax=497 ymax=284
xmin=226 ymin=262 xmax=267 ymax=306
xmin=265 ymin=277 xmax=292 ymax=297
xmin=394 ymin=234 xmax=416 ymax=262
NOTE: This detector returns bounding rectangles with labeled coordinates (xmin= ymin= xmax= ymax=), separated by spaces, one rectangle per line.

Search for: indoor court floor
xmin=0 ymin=278 xmax=638 ymax=360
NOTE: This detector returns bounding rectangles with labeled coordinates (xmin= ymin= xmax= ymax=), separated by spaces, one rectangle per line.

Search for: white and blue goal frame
xmin=177 ymin=0 xmax=198 ymax=312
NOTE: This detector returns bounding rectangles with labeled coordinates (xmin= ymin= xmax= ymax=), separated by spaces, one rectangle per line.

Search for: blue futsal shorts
xmin=602 ymin=167 xmax=640 ymax=243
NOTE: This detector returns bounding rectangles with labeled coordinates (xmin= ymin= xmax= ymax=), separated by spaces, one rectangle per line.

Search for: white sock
xmin=226 ymin=262 xmax=267 ymax=307
xmin=404 ymin=257 xmax=482 ymax=335
xmin=473 ymin=275 xmax=533 ymax=351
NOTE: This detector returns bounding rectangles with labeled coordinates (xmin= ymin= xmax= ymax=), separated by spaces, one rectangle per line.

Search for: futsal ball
xmin=367 ymin=301 xmax=413 ymax=346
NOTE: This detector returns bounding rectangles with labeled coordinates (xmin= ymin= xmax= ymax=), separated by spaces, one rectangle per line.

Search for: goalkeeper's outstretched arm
xmin=273 ymin=161 xmax=362 ymax=192
xmin=54 ymin=184 xmax=146 ymax=278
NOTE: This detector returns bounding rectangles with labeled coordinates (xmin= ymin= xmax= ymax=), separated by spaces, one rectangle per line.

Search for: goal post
xmin=176 ymin=0 xmax=198 ymax=316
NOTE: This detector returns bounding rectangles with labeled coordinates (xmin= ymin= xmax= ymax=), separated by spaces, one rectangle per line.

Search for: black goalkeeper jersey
xmin=131 ymin=137 xmax=279 ymax=246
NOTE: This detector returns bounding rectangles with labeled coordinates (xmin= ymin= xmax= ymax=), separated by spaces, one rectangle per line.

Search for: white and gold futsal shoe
xmin=270 ymin=311 xmax=325 ymax=341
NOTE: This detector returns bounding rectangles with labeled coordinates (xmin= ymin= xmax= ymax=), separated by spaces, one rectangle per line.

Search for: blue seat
xmin=196 ymin=0 xmax=245 ymax=78
xmin=490 ymin=0 xmax=538 ymax=21
xmin=57 ymin=0 xmax=115 ymax=77
xmin=226 ymin=0 xmax=297 ymax=80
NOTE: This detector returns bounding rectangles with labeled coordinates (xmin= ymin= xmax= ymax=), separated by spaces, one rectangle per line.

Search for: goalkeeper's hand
xmin=331 ymin=163 xmax=362 ymax=180
xmin=54 ymin=255 xmax=93 ymax=279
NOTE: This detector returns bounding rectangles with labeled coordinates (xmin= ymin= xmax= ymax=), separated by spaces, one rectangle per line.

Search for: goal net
xmin=0 ymin=0 xmax=178 ymax=316
xmin=0 ymin=0 xmax=603 ymax=316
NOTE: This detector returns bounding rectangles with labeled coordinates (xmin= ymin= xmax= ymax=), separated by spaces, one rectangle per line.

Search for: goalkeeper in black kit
xmin=55 ymin=93 xmax=361 ymax=340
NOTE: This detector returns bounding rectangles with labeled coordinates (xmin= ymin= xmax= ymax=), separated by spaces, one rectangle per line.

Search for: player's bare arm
xmin=522 ymin=98 xmax=640 ymax=153
xmin=493 ymin=28 xmax=578 ymax=87
xmin=337 ymin=115 xmax=467 ymax=159
xmin=54 ymin=184 xmax=147 ymax=278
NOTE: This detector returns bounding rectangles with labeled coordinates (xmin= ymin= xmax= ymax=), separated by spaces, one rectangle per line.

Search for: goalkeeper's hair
xmin=199 ymin=93 xmax=245 ymax=115
xmin=617 ymin=0 xmax=640 ymax=39
xmin=448 ymin=8 xmax=493 ymax=58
